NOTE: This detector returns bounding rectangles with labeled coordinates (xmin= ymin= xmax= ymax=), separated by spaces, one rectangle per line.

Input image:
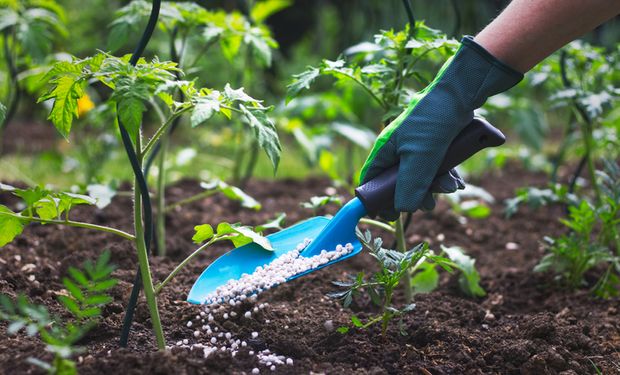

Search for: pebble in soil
xmin=172 ymin=241 xmax=354 ymax=372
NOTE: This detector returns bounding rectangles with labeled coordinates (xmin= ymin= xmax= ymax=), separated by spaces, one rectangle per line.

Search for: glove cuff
xmin=455 ymin=36 xmax=524 ymax=104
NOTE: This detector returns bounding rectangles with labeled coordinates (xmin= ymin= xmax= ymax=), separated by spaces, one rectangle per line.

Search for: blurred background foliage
xmin=0 ymin=0 xmax=619 ymax=189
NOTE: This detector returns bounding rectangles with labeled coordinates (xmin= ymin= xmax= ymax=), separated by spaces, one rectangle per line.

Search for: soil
xmin=0 ymin=164 xmax=618 ymax=375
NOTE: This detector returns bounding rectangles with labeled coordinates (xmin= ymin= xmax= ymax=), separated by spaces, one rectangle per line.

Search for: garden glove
xmin=360 ymin=36 xmax=523 ymax=220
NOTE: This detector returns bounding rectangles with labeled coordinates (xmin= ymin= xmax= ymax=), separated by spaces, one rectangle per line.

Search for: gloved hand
xmin=360 ymin=36 xmax=523 ymax=220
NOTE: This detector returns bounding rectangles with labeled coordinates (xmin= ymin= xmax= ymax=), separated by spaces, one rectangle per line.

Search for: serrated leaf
xmin=0 ymin=205 xmax=24 ymax=247
xmin=35 ymin=198 xmax=60 ymax=220
xmin=39 ymin=75 xmax=84 ymax=139
xmin=62 ymin=278 xmax=84 ymax=303
xmin=58 ymin=295 xmax=81 ymax=317
xmin=245 ymin=28 xmax=273 ymax=66
xmin=191 ymin=96 xmax=220 ymax=127
xmin=350 ymin=315 xmax=363 ymax=328
xmin=192 ymin=224 xmax=214 ymax=244
xmin=117 ymin=98 xmax=145 ymax=141
xmin=84 ymin=295 xmax=113 ymax=306
xmin=90 ymin=279 xmax=118 ymax=292
xmin=239 ymin=104 xmax=281 ymax=171
xmin=68 ymin=267 xmax=89 ymax=287
xmin=286 ymin=67 xmax=320 ymax=103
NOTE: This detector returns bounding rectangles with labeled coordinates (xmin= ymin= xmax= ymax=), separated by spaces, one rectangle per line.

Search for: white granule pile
xmin=169 ymin=240 xmax=353 ymax=372
xmin=203 ymin=240 xmax=354 ymax=304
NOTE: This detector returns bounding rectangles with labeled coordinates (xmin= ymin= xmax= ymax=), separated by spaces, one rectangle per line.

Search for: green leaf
xmin=38 ymin=75 xmax=84 ymax=139
xmin=35 ymin=198 xmax=60 ymax=220
xmin=0 ymin=102 xmax=6 ymax=124
xmin=255 ymin=213 xmax=286 ymax=232
xmin=239 ymin=104 xmax=281 ymax=171
xmin=90 ymin=279 xmax=118 ymax=292
xmin=441 ymin=246 xmax=486 ymax=297
xmin=286 ymin=67 xmax=320 ymax=103
xmin=200 ymin=180 xmax=261 ymax=210
xmin=232 ymin=225 xmax=273 ymax=251
xmin=68 ymin=267 xmax=89 ymax=287
xmin=191 ymin=95 xmax=220 ymax=127
xmin=350 ymin=315 xmax=363 ymax=328
xmin=336 ymin=326 xmax=349 ymax=334
xmin=117 ymin=98 xmax=145 ymax=141
xmin=411 ymin=263 xmax=439 ymax=294
xmin=0 ymin=205 xmax=24 ymax=247
xmin=250 ymin=0 xmax=291 ymax=22
xmin=84 ymin=295 xmax=113 ymax=306
xmin=245 ymin=27 xmax=273 ymax=66
xmin=192 ymin=224 xmax=214 ymax=244
xmin=62 ymin=278 xmax=84 ymax=303
xmin=57 ymin=295 xmax=81 ymax=317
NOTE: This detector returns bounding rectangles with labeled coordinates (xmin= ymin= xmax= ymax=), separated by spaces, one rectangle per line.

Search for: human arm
xmin=475 ymin=0 xmax=620 ymax=73
xmin=360 ymin=0 xmax=620 ymax=219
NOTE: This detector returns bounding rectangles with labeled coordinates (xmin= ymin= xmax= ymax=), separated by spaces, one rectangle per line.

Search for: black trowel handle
xmin=355 ymin=117 xmax=505 ymax=217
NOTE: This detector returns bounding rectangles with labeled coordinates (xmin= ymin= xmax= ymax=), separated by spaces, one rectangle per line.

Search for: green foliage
xmin=300 ymin=195 xmax=342 ymax=215
xmin=200 ymin=179 xmax=261 ymax=210
xmin=505 ymin=184 xmax=579 ymax=218
xmin=0 ymin=0 xmax=67 ymax=61
xmin=329 ymin=229 xmax=451 ymax=335
xmin=0 ymin=184 xmax=96 ymax=248
xmin=535 ymin=161 xmax=620 ymax=297
xmin=441 ymin=246 xmax=486 ymax=297
xmin=283 ymin=22 xmax=458 ymax=185
xmin=0 ymin=251 xmax=117 ymax=374
xmin=444 ymin=184 xmax=495 ymax=220
xmin=192 ymin=222 xmax=273 ymax=251
xmin=108 ymin=1 xmax=280 ymax=67
xmin=39 ymin=52 xmax=281 ymax=169
xmin=0 ymin=102 xmax=6 ymax=123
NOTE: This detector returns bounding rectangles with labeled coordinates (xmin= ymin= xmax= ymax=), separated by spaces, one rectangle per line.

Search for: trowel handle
xmin=355 ymin=117 xmax=505 ymax=217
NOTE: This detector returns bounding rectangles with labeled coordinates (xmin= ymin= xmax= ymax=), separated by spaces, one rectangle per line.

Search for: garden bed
xmin=0 ymin=165 xmax=618 ymax=374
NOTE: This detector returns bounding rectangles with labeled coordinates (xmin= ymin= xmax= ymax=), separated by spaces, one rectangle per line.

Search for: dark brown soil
xmin=0 ymin=164 xmax=618 ymax=374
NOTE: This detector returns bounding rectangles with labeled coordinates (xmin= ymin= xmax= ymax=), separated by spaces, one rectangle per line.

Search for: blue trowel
xmin=187 ymin=118 xmax=505 ymax=304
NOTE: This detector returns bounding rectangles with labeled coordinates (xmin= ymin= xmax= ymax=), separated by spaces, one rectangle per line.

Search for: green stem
xmin=164 ymin=190 xmax=217 ymax=213
xmin=338 ymin=70 xmax=387 ymax=110
xmin=155 ymin=135 xmax=168 ymax=256
xmin=578 ymin=119 xmax=602 ymax=205
xmin=0 ymin=211 xmax=135 ymax=241
xmin=395 ymin=215 xmax=413 ymax=303
xmin=142 ymin=107 xmax=191 ymax=158
xmin=240 ymin=139 xmax=259 ymax=189
xmin=133 ymin=137 xmax=166 ymax=349
xmin=359 ymin=218 xmax=396 ymax=233
xmin=155 ymin=239 xmax=214 ymax=294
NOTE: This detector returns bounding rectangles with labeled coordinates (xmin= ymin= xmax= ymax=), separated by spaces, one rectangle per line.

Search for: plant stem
xmin=155 ymin=135 xmax=168 ymax=256
xmin=155 ymin=239 xmax=213 ymax=294
xmin=240 ymin=139 xmax=259 ymax=189
xmin=359 ymin=218 xmax=396 ymax=233
xmin=142 ymin=107 xmax=191 ymax=158
xmin=164 ymin=190 xmax=217 ymax=213
xmin=578 ymin=118 xmax=602 ymax=205
xmin=132 ymin=137 xmax=166 ymax=349
xmin=0 ymin=211 xmax=135 ymax=241
xmin=395 ymin=215 xmax=413 ymax=303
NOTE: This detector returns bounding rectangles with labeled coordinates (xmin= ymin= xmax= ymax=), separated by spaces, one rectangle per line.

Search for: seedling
xmin=535 ymin=160 xmax=620 ymax=297
xmin=0 ymin=0 xmax=67 ymax=140
xmin=329 ymin=229 xmax=453 ymax=335
xmin=0 ymin=250 xmax=117 ymax=375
